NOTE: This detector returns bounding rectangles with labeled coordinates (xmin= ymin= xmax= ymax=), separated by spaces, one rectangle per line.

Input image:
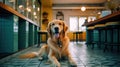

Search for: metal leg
xmin=76 ymin=33 xmax=78 ymax=43
xmin=38 ymin=33 xmax=40 ymax=47
xmin=46 ymin=33 xmax=48 ymax=44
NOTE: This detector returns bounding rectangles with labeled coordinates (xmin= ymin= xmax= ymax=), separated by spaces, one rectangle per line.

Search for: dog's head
xmin=47 ymin=20 xmax=68 ymax=38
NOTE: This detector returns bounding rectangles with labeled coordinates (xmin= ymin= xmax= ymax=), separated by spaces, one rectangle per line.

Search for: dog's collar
xmin=57 ymin=38 xmax=62 ymax=48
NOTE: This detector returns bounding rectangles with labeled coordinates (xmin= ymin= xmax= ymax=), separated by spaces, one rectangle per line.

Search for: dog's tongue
xmin=55 ymin=33 xmax=59 ymax=38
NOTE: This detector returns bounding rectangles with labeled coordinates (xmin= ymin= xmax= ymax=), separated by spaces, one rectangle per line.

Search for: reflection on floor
xmin=0 ymin=42 xmax=120 ymax=67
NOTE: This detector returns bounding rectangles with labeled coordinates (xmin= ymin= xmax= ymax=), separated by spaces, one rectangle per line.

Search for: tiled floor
xmin=0 ymin=42 xmax=120 ymax=67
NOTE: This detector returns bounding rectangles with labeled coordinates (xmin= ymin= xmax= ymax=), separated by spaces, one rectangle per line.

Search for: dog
xmin=20 ymin=20 xmax=77 ymax=67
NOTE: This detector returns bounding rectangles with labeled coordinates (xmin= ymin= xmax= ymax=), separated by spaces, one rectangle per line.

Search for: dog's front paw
xmin=38 ymin=56 xmax=43 ymax=61
xmin=52 ymin=63 xmax=61 ymax=67
xmin=70 ymin=64 xmax=77 ymax=67
xmin=69 ymin=61 xmax=77 ymax=67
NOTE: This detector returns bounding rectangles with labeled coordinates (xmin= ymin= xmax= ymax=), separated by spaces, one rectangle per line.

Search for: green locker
xmin=113 ymin=29 xmax=118 ymax=43
xmin=86 ymin=29 xmax=93 ymax=44
xmin=119 ymin=28 xmax=120 ymax=43
xmin=18 ymin=18 xmax=29 ymax=50
xmin=33 ymin=25 xmax=35 ymax=45
xmin=26 ymin=21 xmax=29 ymax=48
xmin=28 ymin=23 xmax=34 ymax=46
xmin=36 ymin=26 xmax=40 ymax=46
xmin=13 ymin=15 xmax=19 ymax=52
xmin=0 ymin=14 xmax=18 ymax=53
xmin=86 ymin=30 xmax=90 ymax=43
xmin=34 ymin=26 xmax=38 ymax=45
xmin=107 ymin=30 xmax=112 ymax=43
xmin=93 ymin=30 xmax=99 ymax=42
xmin=100 ymin=30 xmax=105 ymax=43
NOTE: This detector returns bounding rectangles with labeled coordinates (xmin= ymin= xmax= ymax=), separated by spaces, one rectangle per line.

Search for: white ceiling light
xmin=35 ymin=16 xmax=37 ymax=19
xmin=26 ymin=8 xmax=31 ymax=12
xmin=33 ymin=12 xmax=36 ymax=15
xmin=81 ymin=6 xmax=86 ymax=11
xmin=37 ymin=7 xmax=40 ymax=11
xmin=98 ymin=12 xmax=101 ymax=14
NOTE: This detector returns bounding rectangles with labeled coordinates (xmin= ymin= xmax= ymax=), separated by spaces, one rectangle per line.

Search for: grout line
xmin=38 ymin=60 xmax=43 ymax=67
xmin=22 ymin=59 xmax=31 ymax=67
xmin=0 ymin=46 xmax=34 ymax=64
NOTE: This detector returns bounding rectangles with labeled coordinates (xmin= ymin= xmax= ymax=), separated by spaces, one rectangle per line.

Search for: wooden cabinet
xmin=0 ymin=2 xmax=39 ymax=53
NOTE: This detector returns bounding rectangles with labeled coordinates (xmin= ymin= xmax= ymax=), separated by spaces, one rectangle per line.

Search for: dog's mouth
xmin=54 ymin=33 xmax=60 ymax=38
xmin=54 ymin=27 xmax=60 ymax=38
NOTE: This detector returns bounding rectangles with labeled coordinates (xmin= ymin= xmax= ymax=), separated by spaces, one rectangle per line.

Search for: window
xmin=88 ymin=16 xmax=96 ymax=22
xmin=69 ymin=17 xmax=78 ymax=32
xmin=79 ymin=17 xmax=87 ymax=31
xmin=69 ymin=16 xmax=96 ymax=32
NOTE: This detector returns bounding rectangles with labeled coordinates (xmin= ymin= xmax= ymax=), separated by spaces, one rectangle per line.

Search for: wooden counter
xmin=84 ymin=11 xmax=120 ymax=27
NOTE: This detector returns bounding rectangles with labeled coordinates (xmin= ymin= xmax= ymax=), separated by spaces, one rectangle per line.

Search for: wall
xmin=53 ymin=9 xmax=100 ymax=25
xmin=40 ymin=1 xmax=53 ymax=42
xmin=41 ymin=6 xmax=53 ymax=30
xmin=53 ymin=9 xmax=100 ymax=40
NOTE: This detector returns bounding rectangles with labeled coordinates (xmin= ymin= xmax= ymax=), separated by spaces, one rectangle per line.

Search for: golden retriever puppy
xmin=20 ymin=20 xmax=77 ymax=67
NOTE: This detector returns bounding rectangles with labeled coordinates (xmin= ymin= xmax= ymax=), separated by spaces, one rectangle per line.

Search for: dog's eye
xmin=52 ymin=23 xmax=55 ymax=26
xmin=59 ymin=23 xmax=62 ymax=25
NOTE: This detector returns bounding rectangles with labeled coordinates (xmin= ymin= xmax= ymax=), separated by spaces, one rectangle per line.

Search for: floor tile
xmin=0 ymin=42 xmax=120 ymax=67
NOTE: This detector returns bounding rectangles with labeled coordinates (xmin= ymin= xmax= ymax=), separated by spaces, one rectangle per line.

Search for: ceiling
xmin=52 ymin=0 xmax=107 ymax=4
xmin=41 ymin=0 xmax=108 ymax=9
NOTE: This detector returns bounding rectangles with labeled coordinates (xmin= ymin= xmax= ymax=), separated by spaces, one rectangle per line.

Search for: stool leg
xmin=46 ymin=34 xmax=48 ymax=44
xmin=76 ymin=33 xmax=78 ymax=43
xmin=38 ymin=34 xmax=40 ymax=47
xmin=92 ymin=43 xmax=94 ymax=49
xmin=98 ymin=30 xmax=101 ymax=49
xmin=117 ymin=45 xmax=120 ymax=52
xmin=40 ymin=34 xmax=41 ymax=46
xmin=92 ymin=30 xmax=94 ymax=49
xmin=104 ymin=43 xmax=108 ymax=52
xmin=73 ymin=33 xmax=74 ymax=41
xmin=103 ymin=28 xmax=107 ymax=52
xmin=111 ymin=29 xmax=113 ymax=52
xmin=111 ymin=45 xmax=113 ymax=52
xmin=117 ymin=27 xmax=120 ymax=52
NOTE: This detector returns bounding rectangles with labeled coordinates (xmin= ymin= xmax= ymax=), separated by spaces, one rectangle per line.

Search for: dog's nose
xmin=55 ymin=27 xmax=59 ymax=30
xmin=54 ymin=27 xmax=59 ymax=33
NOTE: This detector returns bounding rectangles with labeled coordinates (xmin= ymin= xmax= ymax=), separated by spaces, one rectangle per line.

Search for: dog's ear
xmin=62 ymin=22 xmax=68 ymax=37
xmin=47 ymin=22 xmax=53 ymax=38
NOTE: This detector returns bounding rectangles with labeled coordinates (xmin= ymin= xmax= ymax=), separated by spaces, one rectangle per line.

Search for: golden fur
xmin=20 ymin=20 xmax=77 ymax=67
